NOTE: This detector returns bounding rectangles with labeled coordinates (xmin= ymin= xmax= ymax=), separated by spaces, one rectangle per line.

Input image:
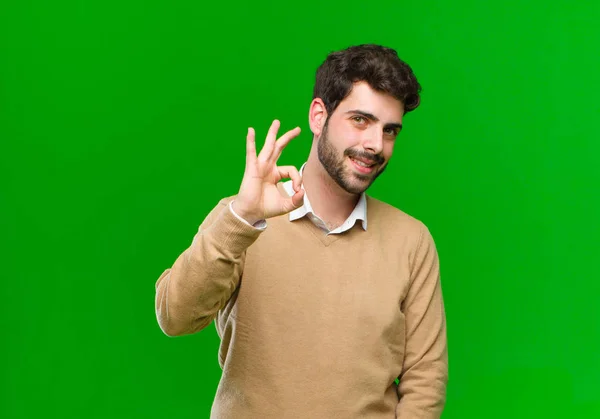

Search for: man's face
xmin=317 ymin=81 xmax=405 ymax=195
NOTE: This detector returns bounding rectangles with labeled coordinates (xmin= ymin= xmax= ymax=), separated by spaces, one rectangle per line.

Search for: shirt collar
xmin=281 ymin=162 xmax=368 ymax=231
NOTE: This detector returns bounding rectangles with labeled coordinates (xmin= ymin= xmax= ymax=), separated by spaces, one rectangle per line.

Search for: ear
xmin=308 ymin=98 xmax=327 ymax=137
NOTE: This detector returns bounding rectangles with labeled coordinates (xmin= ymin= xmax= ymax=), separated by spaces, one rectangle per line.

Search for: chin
xmin=346 ymin=165 xmax=386 ymax=194
xmin=341 ymin=172 xmax=374 ymax=194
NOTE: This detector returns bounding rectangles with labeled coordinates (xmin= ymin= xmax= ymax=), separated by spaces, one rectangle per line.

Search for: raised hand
xmin=231 ymin=120 xmax=305 ymax=225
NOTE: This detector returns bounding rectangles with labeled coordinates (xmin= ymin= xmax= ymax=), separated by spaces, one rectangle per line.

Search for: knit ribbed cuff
xmin=229 ymin=201 xmax=267 ymax=230
xmin=206 ymin=201 xmax=265 ymax=255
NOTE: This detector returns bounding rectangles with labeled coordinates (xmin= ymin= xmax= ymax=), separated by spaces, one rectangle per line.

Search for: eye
xmin=351 ymin=116 xmax=367 ymax=125
xmin=384 ymin=127 xmax=399 ymax=136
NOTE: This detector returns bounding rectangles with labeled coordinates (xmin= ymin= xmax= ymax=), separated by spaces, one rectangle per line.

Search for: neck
xmin=302 ymin=153 xmax=360 ymax=227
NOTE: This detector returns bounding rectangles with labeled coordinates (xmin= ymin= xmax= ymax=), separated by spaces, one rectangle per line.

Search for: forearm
xmin=396 ymin=224 xmax=448 ymax=417
xmin=155 ymin=199 xmax=263 ymax=336
xmin=395 ymin=334 xmax=447 ymax=418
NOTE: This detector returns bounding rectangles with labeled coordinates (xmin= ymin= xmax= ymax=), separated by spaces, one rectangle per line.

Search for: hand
xmin=231 ymin=120 xmax=305 ymax=225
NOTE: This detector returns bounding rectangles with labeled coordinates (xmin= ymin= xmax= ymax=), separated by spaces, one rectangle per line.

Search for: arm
xmin=155 ymin=120 xmax=304 ymax=337
xmin=155 ymin=199 xmax=264 ymax=337
xmin=396 ymin=224 xmax=448 ymax=418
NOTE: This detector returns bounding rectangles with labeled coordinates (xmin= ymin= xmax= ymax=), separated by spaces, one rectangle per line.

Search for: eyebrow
xmin=345 ymin=109 xmax=403 ymax=131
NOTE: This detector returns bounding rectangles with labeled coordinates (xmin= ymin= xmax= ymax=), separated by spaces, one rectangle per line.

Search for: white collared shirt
xmin=230 ymin=162 xmax=367 ymax=235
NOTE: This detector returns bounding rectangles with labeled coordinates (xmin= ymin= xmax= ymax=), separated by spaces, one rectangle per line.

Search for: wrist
xmin=231 ymin=200 xmax=261 ymax=225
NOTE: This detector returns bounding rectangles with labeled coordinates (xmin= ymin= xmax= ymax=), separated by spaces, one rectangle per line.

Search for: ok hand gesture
xmin=231 ymin=120 xmax=305 ymax=225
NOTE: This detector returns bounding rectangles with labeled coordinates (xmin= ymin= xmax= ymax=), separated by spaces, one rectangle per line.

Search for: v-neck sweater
xmin=155 ymin=189 xmax=448 ymax=418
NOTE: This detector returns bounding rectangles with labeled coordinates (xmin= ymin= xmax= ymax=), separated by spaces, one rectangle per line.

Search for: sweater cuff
xmin=229 ymin=201 xmax=267 ymax=230
xmin=205 ymin=200 xmax=265 ymax=255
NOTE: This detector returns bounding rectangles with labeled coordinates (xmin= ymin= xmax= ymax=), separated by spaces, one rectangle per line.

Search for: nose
xmin=362 ymin=127 xmax=384 ymax=155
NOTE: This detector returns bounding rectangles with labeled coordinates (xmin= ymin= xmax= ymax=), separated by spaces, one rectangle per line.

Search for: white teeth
xmin=351 ymin=158 xmax=372 ymax=168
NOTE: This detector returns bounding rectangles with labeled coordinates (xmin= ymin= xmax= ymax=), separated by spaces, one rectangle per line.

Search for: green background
xmin=2 ymin=0 xmax=599 ymax=417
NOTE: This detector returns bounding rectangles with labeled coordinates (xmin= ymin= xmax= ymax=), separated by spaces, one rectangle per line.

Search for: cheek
xmin=337 ymin=125 xmax=361 ymax=146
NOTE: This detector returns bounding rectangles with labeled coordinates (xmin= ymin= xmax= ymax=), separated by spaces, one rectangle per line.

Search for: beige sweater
xmin=155 ymin=185 xmax=448 ymax=418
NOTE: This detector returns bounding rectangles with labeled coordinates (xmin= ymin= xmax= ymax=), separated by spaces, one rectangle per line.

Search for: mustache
xmin=344 ymin=149 xmax=385 ymax=165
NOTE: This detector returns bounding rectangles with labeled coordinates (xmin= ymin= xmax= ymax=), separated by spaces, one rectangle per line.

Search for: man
xmin=155 ymin=44 xmax=448 ymax=418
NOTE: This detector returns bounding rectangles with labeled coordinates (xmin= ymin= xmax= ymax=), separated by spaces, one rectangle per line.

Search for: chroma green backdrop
xmin=1 ymin=1 xmax=598 ymax=418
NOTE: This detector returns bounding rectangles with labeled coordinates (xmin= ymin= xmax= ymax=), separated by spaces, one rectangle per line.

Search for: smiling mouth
xmin=348 ymin=156 xmax=378 ymax=174
xmin=349 ymin=157 xmax=376 ymax=168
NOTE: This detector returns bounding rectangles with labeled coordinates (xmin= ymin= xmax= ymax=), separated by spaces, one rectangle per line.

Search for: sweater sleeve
xmin=155 ymin=198 xmax=265 ymax=337
xmin=396 ymin=224 xmax=448 ymax=418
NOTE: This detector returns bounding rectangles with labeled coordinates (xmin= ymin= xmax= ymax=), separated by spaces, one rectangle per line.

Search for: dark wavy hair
xmin=313 ymin=44 xmax=421 ymax=116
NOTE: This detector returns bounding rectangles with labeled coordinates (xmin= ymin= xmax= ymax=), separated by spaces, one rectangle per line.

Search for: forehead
xmin=335 ymin=81 xmax=404 ymax=122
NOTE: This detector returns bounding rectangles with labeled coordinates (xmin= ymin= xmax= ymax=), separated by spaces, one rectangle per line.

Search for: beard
xmin=317 ymin=119 xmax=387 ymax=195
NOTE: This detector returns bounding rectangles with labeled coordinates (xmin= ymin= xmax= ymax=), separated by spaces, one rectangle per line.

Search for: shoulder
xmin=366 ymin=195 xmax=439 ymax=267
xmin=366 ymin=195 xmax=437 ymax=252
xmin=366 ymin=195 xmax=430 ymax=234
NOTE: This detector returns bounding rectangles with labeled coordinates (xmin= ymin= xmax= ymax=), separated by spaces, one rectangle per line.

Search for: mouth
xmin=348 ymin=156 xmax=377 ymax=174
